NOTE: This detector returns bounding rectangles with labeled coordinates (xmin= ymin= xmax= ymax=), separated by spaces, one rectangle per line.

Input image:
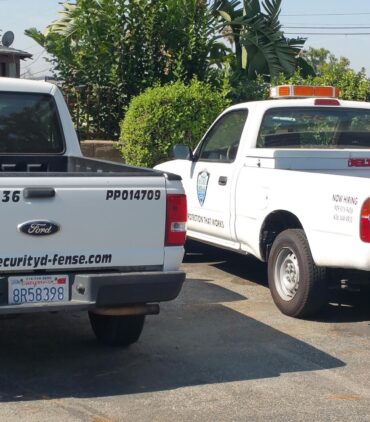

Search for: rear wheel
xmin=89 ymin=312 xmax=145 ymax=347
xmin=267 ymin=229 xmax=327 ymax=318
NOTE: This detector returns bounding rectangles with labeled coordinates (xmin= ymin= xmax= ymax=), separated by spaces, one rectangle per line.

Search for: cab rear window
xmin=257 ymin=107 xmax=370 ymax=149
xmin=0 ymin=92 xmax=64 ymax=154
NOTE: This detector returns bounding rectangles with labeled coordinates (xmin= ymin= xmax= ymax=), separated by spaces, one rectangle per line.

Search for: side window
xmin=197 ymin=110 xmax=248 ymax=162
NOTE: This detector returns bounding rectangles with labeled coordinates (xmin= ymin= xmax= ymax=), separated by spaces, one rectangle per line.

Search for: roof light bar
xmin=270 ymin=85 xmax=340 ymax=99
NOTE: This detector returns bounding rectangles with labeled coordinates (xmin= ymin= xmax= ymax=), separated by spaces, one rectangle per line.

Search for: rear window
xmin=257 ymin=107 xmax=370 ymax=149
xmin=0 ymin=92 xmax=64 ymax=154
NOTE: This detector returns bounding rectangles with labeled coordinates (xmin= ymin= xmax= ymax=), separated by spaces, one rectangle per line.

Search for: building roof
xmin=0 ymin=46 xmax=32 ymax=59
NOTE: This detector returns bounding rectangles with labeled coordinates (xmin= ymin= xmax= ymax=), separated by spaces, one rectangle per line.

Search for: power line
xmin=30 ymin=68 xmax=51 ymax=75
xmin=285 ymin=32 xmax=370 ymax=35
xmin=20 ymin=67 xmax=51 ymax=77
xmin=283 ymin=26 xmax=370 ymax=29
xmin=282 ymin=23 xmax=370 ymax=26
xmin=282 ymin=12 xmax=370 ymax=16
xmin=22 ymin=43 xmax=44 ymax=51
xmin=22 ymin=49 xmax=46 ymax=70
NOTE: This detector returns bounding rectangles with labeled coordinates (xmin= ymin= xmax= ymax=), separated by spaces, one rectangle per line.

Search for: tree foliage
xmin=25 ymin=0 xmax=228 ymax=139
xmin=24 ymin=0 xmax=317 ymax=142
xmin=213 ymin=0 xmax=314 ymax=80
xmin=274 ymin=50 xmax=370 ymax=102
xmin=301 ymin=47 xmax=334 ymax=75
xmin=228 ymin=72 xmax=269 ymax=103
xmin=119 ymin=80 xmax=230 ymax=167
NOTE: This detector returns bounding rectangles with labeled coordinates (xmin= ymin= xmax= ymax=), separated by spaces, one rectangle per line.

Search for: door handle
xmin=23 ymin=187 xmax=55 ymax=199
xmin=218 ymin=176 xmax=228 ymax=186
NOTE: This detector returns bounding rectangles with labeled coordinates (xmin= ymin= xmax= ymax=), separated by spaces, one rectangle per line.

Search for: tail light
xmin=360 ymin=198 xmax=370 ymax=242
xmin=165 ymin=194 xmax=187 ymax=246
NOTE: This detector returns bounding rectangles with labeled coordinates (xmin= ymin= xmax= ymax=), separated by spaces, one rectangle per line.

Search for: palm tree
xmin=214 ymin=0 xmax=314 ymax=79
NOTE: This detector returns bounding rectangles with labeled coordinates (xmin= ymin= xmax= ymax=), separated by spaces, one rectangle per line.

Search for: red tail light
xmin=360 ymin=198 xmax=370 ymax=242
xmin=165 ymin=194 xmax=187 ymax=246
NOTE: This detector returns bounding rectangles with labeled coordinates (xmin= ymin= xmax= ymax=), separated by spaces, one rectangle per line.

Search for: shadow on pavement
xmin=317 ymin=289 xmax=370 ymax=323
xmin=0 ymin=278 xmax=344 ymax=402
xmin=184 ymin=240 xmax=267 ymax=285
xmin=184 ymin=240 xmax=370 ymax=324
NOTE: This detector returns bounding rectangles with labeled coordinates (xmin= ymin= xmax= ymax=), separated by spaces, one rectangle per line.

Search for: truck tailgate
xmin=0 ymin=176 xmax=167 ymax=272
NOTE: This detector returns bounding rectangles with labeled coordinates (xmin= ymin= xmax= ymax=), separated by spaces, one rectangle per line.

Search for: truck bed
xmin=0 ymin=155 xmax=179 ymax=179
xmin=0 ymin=156 xmax=182 ymax=274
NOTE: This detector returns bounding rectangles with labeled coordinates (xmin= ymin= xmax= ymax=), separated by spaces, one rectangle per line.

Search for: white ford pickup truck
xmin=156 ymin=85 xmax=370 ymax=318
xmin=0 ymin=78 xmax=186 ymax=346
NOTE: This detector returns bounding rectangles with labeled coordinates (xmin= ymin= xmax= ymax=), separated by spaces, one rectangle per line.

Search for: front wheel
xmin=89 ymin=312 xmax=145 ymax=347
xmin=267 ymin=229 xmax=327 ymax=318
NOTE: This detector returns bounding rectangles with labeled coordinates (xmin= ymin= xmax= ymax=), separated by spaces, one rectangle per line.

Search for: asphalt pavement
xmin=0 ymin=242 xmax=369 ymax=421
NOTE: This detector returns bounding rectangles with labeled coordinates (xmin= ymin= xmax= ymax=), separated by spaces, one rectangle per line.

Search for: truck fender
xmin=259 ymin=210 xmax=304 ymax=261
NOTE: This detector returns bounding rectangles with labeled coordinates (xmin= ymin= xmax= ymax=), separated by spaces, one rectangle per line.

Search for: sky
xmin=0 ymin=0 xmax=369 ymax=78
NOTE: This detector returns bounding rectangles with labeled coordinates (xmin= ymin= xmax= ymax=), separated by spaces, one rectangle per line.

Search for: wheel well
xmin=260 ymin=211 xmax=303 ymax=262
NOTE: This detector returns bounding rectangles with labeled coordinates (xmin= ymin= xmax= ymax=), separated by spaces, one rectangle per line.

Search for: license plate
xmin=8 ymin=275 xmax=69 ymax=305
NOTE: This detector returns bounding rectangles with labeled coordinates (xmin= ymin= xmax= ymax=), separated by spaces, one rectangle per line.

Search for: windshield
xmin=0 ymin=92 xmax=64 ymax=154
xmin=257 ymin=107 xmax=370 ymax=149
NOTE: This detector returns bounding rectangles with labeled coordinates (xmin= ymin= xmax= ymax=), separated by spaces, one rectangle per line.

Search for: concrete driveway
xmin=0 ymin=242 xmax=369 ymax=421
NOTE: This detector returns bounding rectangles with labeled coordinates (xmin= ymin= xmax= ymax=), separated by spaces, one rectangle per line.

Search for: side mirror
xmin=171 ymin=144 xmax=193 ymax=160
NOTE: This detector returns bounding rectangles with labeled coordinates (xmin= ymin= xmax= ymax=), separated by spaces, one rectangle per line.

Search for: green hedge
xmin=118 ymin=80 xmax=230 ymax=167
xmin=273 ymin=68 xmax=370 ymax=102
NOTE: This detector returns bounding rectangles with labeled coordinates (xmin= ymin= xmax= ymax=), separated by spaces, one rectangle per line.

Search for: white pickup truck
xmin=0 ymin=78 xmax=186 ymax=346
xmin=156 ymin=85 xmax=370 ymax=318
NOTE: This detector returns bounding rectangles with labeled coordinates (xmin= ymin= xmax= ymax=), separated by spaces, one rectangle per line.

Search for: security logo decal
xmin=197 ymin=170 xmax=210 ymax=206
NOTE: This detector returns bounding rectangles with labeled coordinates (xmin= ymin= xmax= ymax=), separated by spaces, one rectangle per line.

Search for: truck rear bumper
xmin=0 ymin=270 xmax=186 ymax=315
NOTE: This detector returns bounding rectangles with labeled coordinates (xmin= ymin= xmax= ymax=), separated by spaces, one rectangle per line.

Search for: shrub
xmin=273 ymin=66 xmax=370 ymax=102
xmin=229 ymin=71 xmax=270 ymax=103
xmin=118 ymin=80 xmax=230 ymax=167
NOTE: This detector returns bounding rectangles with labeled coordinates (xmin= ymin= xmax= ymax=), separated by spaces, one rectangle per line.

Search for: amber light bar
xmin=270 ymin=85 xmax=340 ymax=99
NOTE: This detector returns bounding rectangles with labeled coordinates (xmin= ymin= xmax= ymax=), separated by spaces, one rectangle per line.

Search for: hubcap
xmin=274 ymin=247 xmax=300 ymax=301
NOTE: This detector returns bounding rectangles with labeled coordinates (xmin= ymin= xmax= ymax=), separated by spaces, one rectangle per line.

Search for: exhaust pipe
xmin=91 ymin=303 xmax=160 ymax=316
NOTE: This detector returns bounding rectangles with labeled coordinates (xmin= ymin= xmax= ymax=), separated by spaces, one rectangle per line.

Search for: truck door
xmin=187 ymin=109 xmax=248 ymax=245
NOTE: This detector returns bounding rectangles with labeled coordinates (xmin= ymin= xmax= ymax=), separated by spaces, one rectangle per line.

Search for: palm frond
xmin=223 ymin=0 xmax=311 ymax=79
xmin=262 ymin=0 xmax=281 ymax=31
xmin=243 ymin=0 xmax=261 ymax=19
xmin=211 ymin=0 xmax=242 ymax=16
xmin=45 ymin=2 xmax=78 ymax=38
xmin=24 ymin=27 xmax=46 ymax=47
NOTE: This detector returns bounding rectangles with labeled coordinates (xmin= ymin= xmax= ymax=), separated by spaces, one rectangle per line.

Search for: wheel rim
xmin=274 ymin=247 xmax=300 ymax=301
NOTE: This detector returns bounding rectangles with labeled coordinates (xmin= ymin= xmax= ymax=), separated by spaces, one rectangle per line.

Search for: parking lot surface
xmin=0 ymin=243 xmax=369 ymax=421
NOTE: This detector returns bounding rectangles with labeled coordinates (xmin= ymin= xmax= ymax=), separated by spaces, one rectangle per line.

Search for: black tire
xmin=89 ymin=312 xmax=145 ymax=347
xmin=267 ymin=229 xmax=327 ymax=318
